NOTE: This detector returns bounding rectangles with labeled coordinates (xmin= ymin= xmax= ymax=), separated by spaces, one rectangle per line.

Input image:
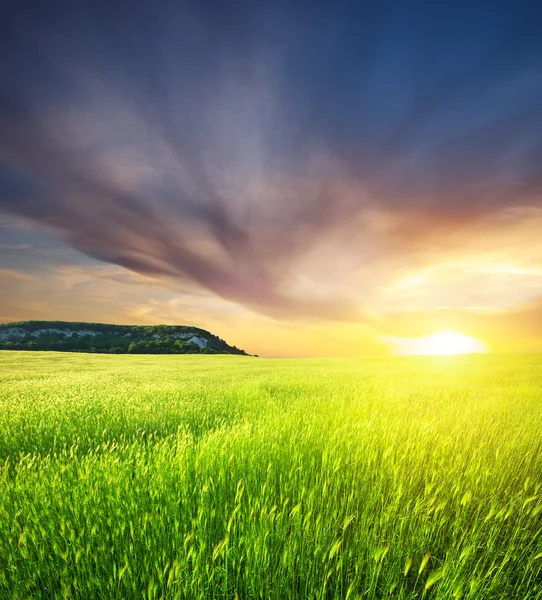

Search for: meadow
xmin=0 ymin=351 xmax=540 ymax=599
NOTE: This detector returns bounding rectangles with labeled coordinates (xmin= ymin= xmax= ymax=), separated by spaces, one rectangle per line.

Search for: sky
xmin=1 ymin=0 xmax=542 ymax=357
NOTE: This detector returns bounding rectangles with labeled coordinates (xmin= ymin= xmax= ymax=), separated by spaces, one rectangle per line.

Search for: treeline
xmin=0 ymin=321 xmax=248 ymax=355
xmin=0 ymin=336 xmax=211 ymax=354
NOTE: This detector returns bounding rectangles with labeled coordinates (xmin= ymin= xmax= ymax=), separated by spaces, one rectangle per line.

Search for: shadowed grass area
xmin=0 ymin=351 xmax=541 ymax=598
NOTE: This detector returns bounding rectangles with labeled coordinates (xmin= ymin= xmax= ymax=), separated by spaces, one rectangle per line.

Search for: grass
xmin=0 ymin=351 xmax=540 ymax=599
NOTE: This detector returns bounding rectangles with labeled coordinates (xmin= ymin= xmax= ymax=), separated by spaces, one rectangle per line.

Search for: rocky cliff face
xmin=0 ymin=327 xmax=99 ymax=340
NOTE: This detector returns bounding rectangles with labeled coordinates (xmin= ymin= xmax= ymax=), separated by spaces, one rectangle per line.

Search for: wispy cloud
xmin=0 ymin=269 xmax=33 ymax=281
xmin=0 ymin=244 xmax=32 ymax=251
xmin=1 ymin=0 xmax=541 ymax=329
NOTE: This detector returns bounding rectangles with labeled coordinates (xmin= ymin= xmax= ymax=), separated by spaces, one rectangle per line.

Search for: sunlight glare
xmin=383 ymin=330 xmax=490 ymax=356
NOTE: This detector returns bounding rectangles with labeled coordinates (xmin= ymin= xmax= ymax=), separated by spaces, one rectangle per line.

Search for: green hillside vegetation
xmin=0 ymin=321 xmax=248 ymax=355
xmin=0 ymin=352 xmax=540 ymax=599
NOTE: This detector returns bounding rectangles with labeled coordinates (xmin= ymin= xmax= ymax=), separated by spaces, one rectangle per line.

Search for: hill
xmin=0 ymin=321 xmax=248 ymax=355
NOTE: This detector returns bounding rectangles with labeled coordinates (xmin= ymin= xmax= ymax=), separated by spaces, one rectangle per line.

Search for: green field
xmin=0 ymin=352 xmax=540 ymax=599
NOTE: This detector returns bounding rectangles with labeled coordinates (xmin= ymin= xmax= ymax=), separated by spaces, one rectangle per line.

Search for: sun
xmin=383 ymin=330 xmax=490 ymax=356
xmin=420 ymin=331 xmax=489 ymax=355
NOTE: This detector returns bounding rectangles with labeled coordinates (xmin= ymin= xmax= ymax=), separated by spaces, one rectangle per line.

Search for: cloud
xmin=1 ymin=0 xmax=541 ymax=322
xmin=0 ymin=269 xmax=33 ymax=281
xmin=0 ymin=244 xmax=32 ymax=251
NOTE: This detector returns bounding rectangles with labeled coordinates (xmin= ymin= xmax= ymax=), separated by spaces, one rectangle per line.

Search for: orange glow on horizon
xmin=382 ymin=330 xmax=490 ymax=356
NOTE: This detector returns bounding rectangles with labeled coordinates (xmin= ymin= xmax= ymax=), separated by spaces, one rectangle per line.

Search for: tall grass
xmin=0 ymin=352 xmax=540 ymax=598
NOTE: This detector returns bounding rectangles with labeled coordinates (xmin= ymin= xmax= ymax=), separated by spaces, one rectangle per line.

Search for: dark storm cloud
xmin=1 ymin=0 xmax=541 ymax=318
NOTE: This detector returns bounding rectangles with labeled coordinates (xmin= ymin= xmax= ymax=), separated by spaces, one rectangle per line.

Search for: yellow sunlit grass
xmin=383 ymin=330 xmax=490 ymax=356
xmin=0 ymin=352 xmax=540 ymax=598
